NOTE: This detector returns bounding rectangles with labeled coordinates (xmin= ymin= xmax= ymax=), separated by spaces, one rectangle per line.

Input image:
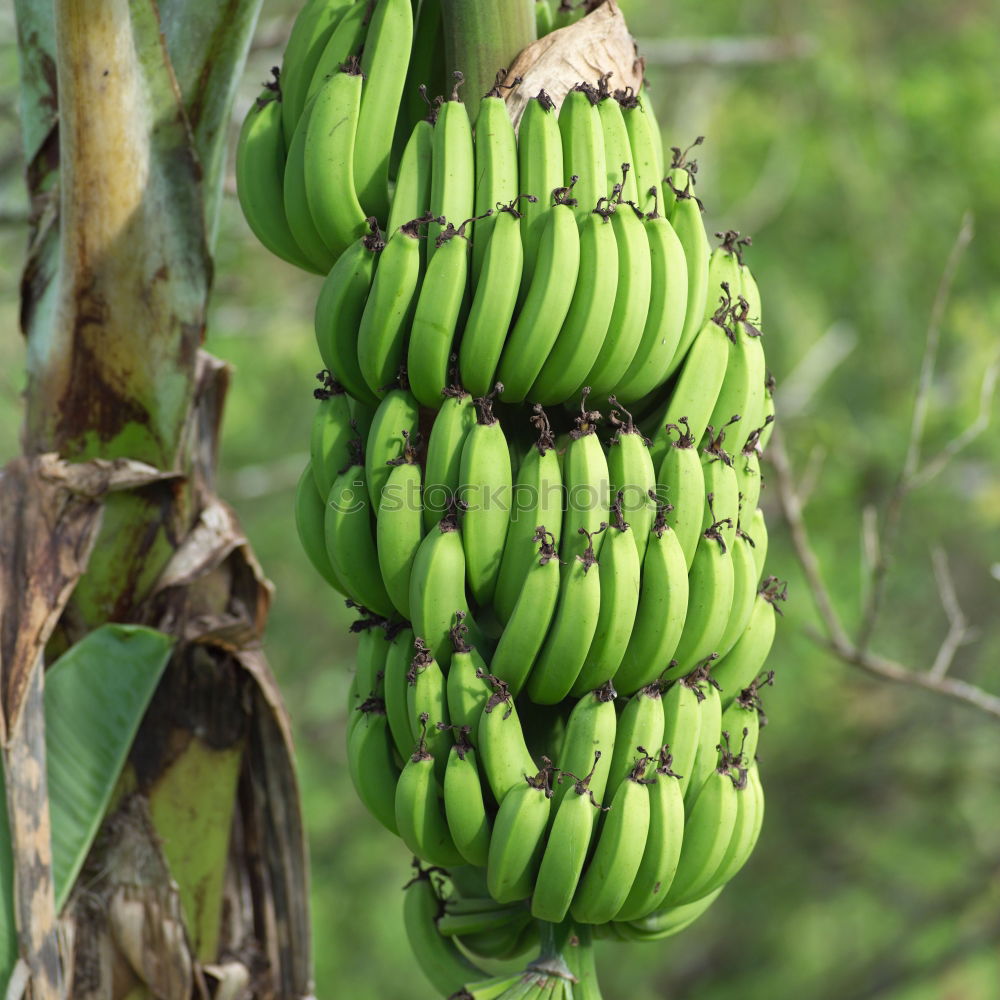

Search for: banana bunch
xmin=253 ymin=2 xmax=791 ymax=996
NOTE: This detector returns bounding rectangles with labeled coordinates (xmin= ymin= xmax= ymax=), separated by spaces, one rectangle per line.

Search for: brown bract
xmin=502 ymin=1 xmax=644 ymax=131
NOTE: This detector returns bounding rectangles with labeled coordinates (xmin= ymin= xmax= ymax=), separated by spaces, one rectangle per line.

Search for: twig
xmin=928 ymin=548 xmax=976 ymax=680
xmin=857 ymin=213 xmax=974 ymax=651
xmin=637 ymin=34 xmax=817 ymax=67
xmin=771 ymin=428 xmax=1000 ymax=721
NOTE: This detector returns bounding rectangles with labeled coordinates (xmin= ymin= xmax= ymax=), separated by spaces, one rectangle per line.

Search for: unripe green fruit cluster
xmin=238 ymin=0 xmax=786 ymax=996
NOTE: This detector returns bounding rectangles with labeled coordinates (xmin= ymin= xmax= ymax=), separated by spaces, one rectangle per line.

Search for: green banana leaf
xmin=1 ymin=624 xmax=174 ymax=984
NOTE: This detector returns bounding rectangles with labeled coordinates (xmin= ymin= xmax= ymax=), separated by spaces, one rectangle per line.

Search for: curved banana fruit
xmin=712 ymin=580 xmax=782 ymax=707
xmin=460 ymin=389 xmax=513 ymax=606
xmin=236 ymin=87 xmax=315 ymax=272
xmin=294 ymin=461 xmax=347 ymax=593
xmin=303 ymin=62 xmax=368 ymax=258
xmin=654 ymin=419 xmax=706 ymax=570
xmin=347 ymin=697 xmax=400 ymax=835
xmin=423 ymin=386 xmax=476 ymax=530
xmin=478 ymin=682 xmax=537 ymax=803
xmin=558 ymin=83 xmax=607 ymax=224
xmin=355 ymin=0 xmax=413 ymax=223
xmin=605 ymin=684 xmax=665 ymax=795
xmin=612 ymin=500 xmax=689 ymax=697
xmin=666 ymin=164 xmax=710 ymax=372
xmin=571 ymin=757 xmax=651 ymax=924
xmin=715 ymin=529 xmax=759 ymax=660
xmin=324 ymin=441 xmax=394 ymax=617
xmin=402 ymin=869 xmax=486 ymax=995
xmin=529 ymin=201 xmax=619 ymax=405
xmin=388 ymin=118 xmax=434 ymax=236
xmin=472 ymin=86 xmax=520 ymax=284
xmin=311 ymin=376 xmax=356 ymax=499
xmin=701 ymin=428 xmax=740 ymax=552
xmin=517 ymin=90 xmax=564 ymax=286
xmin=357 ymin=216 xmax=427 ymax=397
xmin=406 ymin=643 xmax=453 ymax=780
xmin=584 ymin=178 xmax=652 ymax=397
xmin=408 ymin=220 xmax=472 ymax=407
xmin=384 ymin=625 xmax=417 ymax=759
xmin=683 ymin=665 xmax=724 ymax=808
xmin=365 ymin=386 xmax=421 ymax=511
xmin=446 ymin=614 xmax=493 ymax=732
xmin=525 ymin=528 xmax=603 ymax=705
xmin=444 ymin=733 xmax=493 ymax=867
xmin=659 ymin=675 xmax=703 ymax=800
xmin=606 ymin=401 xmax=657 ymax=559
xmin=376 ymin=436 xmax=424 ymax=620
xmin=613 ymin=746 xmax=685 ymax=921
xmin=428 ymin=76 xmax=475 ymax=262
xmin=487 ymin=768 xmax=554 ymax=903
xmin=595 ymin=86 xmax=639 ymax=203
xmin=572 ymin=499 xmax=640 ymax=696
xmin=313 ymin=223 xmax=383 ymax=405
xmin=490 ymin=530 xmax=561 ymax=696
xmin=551 ymin=683 xmax=617 ymax=811
xmin=619 ymin=88 xmax=661 ymax=216
xmin=497 ymin=191 xmax=581 ymax=403
xmin=494 ymin=408 xmax=563 ymax=624
xmin=304 ymin=0 xmax=370 ymax=103
xmin=613 ymin=887 xmax=722 ymax=942
xmin=560 ymin=391 xmax=610 ymax=560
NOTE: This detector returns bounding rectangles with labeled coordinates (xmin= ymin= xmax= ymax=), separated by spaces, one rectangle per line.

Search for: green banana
xmin=529 ymin=199 xmax=619 ymax=405
xmin=428 ymin=74 xmax=476 ymax=261
xmin=376 ymin=434 xmax=424 ymax=619
xmin=595 ymin=83 xmax=639 ymax=202
xmin=493 ymin=407 xmax=563 ymax=624
xmin=734 ymin=424 xmax=763 ymax=521
xmin=310 ymin=374 xmax=354 ymax=497
xmin=708 ymin=760 xmax=764 ymax=888
xmin=313 ymin=223 xmax=383 ymax=405
xmin=384 ymin=625 xmax=418 ymax=759
xmin=490 ymin=530 xmax=561 ymax=696
xmin=669 ymin=520 xmax=735 ymax=675
xmin=531 ymin=754 xmax=604 ymax=922
xmin=661 ymin=298 xmax=734 ymax=451
xmin=619 ymin=87 xmax=661 ymax=215
xmin=304 ymin=0 xmax=370 ymax=102
xmin=236 ymin=86 xmax=315 ymax=272
xmin=460 ymin=388 xmax=514 ymax=606
xmin=437 ymin=903 xmax=529 ymax=939
xmin=584 ymin=176 xmax=652 ymax=397
xmin=393 ymin=0 xmax=445 ymax=177
xmin=659 ymin=675 xmax=703 ymax=799
xmin=662 ymin=754 xmax=740 ymax=907
xmin=720 ymin=683 xmax=764 ymax=765
xmin=525 ymin=527 xmax=603 ymax=705
xmin=280 ymin=0 xmax=353 ymax=146
xmin=612 ymin=499 xmax=689 ymax=696
xmin=712 ymin=579 xmax=783 ymax=707
xmin=517 ymin=90 xmax=564 ymax=284
xmin=365 ymin=385 xmax=421 ymax=511
xmin=613 ymin=745 xmax=685 ymax=920
xmin=541 ymin=689 xmax=614 ymax=824
xmin=604 ymin=684 xmax=664 ymax=795
xmin=535 ymin=0 xmax=554 ymax=36
xmin=294 ymin=461 xmax=347 ymax=593
xmin=350 ymin=614 xmax=391 ymax=716
xmin=560 ymin=391 xmax=610 ymax=561
xmin=303 ymin=61 xmax=369 ymax=258
xmin=572 ymin=497 xmax=640 ymax=696
xmin=558 ymin=83 xmax=607 ymax=223
xmin=460 ymin=199 xmax=530 ymax=399
xmin=715 ymin=528 xmax=760 ymax=660
xmin=409 ymin=511 xmax=485 ymax=667
xmin=748 ymin=504 xmax=769 ymax=578
xmin=402 ymin=869 xmax=486 ymax=995
xmin=423 ymin=386 xmax=476 ymax=529
xmin=443 ymin=732 xmax=493 ymax=867
xmin=408 ymin=219 xmax=473 ymax=408
xmin=282 ymin=93 xmax=336 ymax=272
xmin=614 ymin=190 xmax=689 ymax=402
xmin=472 ymin=83 xmax=520 ymax=284
xmin=487 ymin=767 xmax=554 ymax=903
xmin=666 ymin=161 xmax=710 ymax=371
xmin=477 ymin=680 xmax=538 ymax=803
xmin=497 ymin=188 xmax=582 ymax=402
xmin=704 ymin=230 xmax=743 ymax=324
xmin=446 ymin=613 xmax=493 ymax=731
xmin=701 ymin=427 xmax=740 ymax=552
xmin=456 ymin=919 xmax=535 ymax=964
xmin=356 ymin=215 xmax=428 ymax=397
xmin=760 ymin=373 xmax=776 ymax=451
xmin=388 ymin=118 xmax=435 ymax=236
xmin=406 ymin=643 xmax=453 ymax=781
xmin=395 ymin=719 xmax=464 ymax=866
xmin=655 ymin=419 xmax=706 ymax=570
xmin=355 ymin=0 xmax=413 ymax=223
xmin=324 ymin=438 xmax=395 ymax=616
xmin=571 ymin=756 xmax=651 ymax=924
xmin=347 ymin=697 xmax=400 ymax=835
xmin=681 ymin=663 xmax=723 ymax=808
xmin=613 ymin=888 xmax=723 ymax=942
xmin=607 ymin=400 xmax=657 ymax=560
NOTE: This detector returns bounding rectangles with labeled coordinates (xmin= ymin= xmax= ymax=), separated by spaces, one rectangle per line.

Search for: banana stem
xmin=567 ymin=926 xmax=604 ymax=1000
xmin=440 ymin=0 xmax=536 ymax=118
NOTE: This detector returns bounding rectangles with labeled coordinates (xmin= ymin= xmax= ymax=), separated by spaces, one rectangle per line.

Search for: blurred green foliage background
xmin=2 ymin=0 xmax=1000 ymax=997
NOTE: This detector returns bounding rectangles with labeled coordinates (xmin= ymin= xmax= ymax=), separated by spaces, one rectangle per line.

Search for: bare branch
xmin=857 ymin=212 xmax=975 ymax=652
xmin=928 ymin=548 xmax=976 ymax=680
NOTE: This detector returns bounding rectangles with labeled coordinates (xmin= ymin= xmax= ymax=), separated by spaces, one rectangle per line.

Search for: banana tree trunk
xmin=2 ymin=2 xmax=312 ymax=998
